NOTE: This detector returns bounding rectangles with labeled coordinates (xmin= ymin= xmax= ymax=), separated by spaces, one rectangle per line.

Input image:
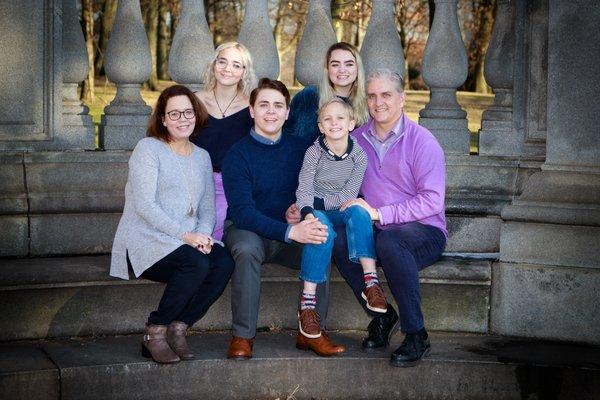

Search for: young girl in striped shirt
xmin=294 ymin=97 xmax=389 ymax=345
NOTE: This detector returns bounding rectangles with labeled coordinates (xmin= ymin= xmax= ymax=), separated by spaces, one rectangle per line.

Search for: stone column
xmin=237 ymin=0 xmax=279 ymax=80
xmin=61 ymin=0 xmax=94 ymax=149
xmin=479 ymin=0 xmax=517 ymax=156
xmin=419 ymin=0 xmax=469 ymax=154
xmin=360 ymin=0 xmax=404 ymax=78
xmin=493 ymin=1 xmax=600 ymax=344
xmin=99 ymin=0 xmax=152 ymax=150
xmin=295 ymin=0 xmax=336 ymax=86
xmin=168 ymin=0 xmax=214 ymax=92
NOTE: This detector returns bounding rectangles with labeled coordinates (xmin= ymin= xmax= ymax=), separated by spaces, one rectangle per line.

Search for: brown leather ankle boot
xmin=141 ymin=324 xmax=180 ymax=364
xmin=167 ymin=321 xmax=195 ymax=360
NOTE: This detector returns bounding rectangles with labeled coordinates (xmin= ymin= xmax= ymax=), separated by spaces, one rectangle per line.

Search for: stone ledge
xmin=3 ymin=331 xmax=598 ymax=400
xmin=0 ymin=256 xmax=490 ymax=340
xmin=0 ymin=256 xmax=490 ymax=288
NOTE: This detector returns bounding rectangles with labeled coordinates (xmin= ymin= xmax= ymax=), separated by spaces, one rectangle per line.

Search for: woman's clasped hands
xmin=182 ymin=232 xmax=214 ymax=254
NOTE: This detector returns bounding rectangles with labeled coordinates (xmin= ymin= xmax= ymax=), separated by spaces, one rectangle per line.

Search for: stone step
xmin=0 ymin=256 xmax=491 ymax=341
xmin=1 ymin=331 xmax=599 ymax=400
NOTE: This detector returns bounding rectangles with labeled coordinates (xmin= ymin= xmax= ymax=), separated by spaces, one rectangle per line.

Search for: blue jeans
xmin=300 ymin=205 xmax=376 ymax=284
xmin=332 ymin=221 xmax=446 ymax=333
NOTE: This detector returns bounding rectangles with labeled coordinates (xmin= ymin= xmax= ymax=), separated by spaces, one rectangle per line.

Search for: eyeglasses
xmin=166 ymin=109 xmax=195 ymax=121
xmin=215 ymin=58 xmax=245 ymax=72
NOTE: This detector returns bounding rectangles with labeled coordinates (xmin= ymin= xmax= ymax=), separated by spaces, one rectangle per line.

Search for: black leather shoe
xmin=390 ymin=329 xmax=431 ymax=367
xmin=362 ymin=304 xmax=399 ymax=349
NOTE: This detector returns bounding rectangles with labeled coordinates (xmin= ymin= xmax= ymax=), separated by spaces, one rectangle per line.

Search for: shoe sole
xmin=361 ymin=292 xmax=388 ymax=313
xmin=296 ymin=344 xmax=344 ymax=357
xmin=390 ymin=347 xmax=431 ymax=368
xmin=297 ymin=312 xmax=322 ymax=339
xmin=227 ymin=355 xmax=252 ymax=360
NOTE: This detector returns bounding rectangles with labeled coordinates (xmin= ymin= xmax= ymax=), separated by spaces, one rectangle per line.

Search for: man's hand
xmin=341 ymin=198 xmax=379 ymax=221
xmin=285 ymin=203 xmax=301 ymax=224
xmin=288 ymin=218 xmax=328 ymax=244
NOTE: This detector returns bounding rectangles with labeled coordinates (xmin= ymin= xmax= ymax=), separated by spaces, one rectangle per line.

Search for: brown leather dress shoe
xmin=227 ymin=336 xmax=253 ymax=359
xmin=362 ymin=284 xmax=388 ymax=313
xmin=298 ymin=308 xmax=322 ymax=338
xmin=296 ymin=331 xmax=346 ymax=357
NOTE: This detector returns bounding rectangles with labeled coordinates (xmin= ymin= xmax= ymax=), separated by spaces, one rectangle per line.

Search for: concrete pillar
xmin=61 ymin=0 xmax=95 ymax=149
xmin=479 ymin=0 xmax=517 ymax=156
xmin=237 ymin=0 xmax=279 ymax=80
xmin=295 ymin=0 xmax=336 ymax=86
xmin=360 ymin=0 xmax=404 ymax=78
xmin=99 ymin=0 xmax=152 ymax=150
xmin=493 ymin=1 xmax=600 ymax=344
xmin=419 ymin=0 xmax=469 ymax=154
xmin=169 ymin=0 xmax=214 ymax=92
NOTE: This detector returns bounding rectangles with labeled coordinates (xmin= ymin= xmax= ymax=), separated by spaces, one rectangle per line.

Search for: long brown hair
xmin=147 ymin=85 xmax=208 ymax=142
xmin=318 ymin=42 xmax=369 ymax=126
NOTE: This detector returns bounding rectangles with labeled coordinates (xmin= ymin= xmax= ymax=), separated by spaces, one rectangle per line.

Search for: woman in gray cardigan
xmin=110 ymin=85 xmax=234 ymax=364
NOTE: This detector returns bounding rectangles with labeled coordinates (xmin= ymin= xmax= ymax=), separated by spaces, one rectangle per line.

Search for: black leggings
xmin=140 ymin=244 xmax=234 ymax=326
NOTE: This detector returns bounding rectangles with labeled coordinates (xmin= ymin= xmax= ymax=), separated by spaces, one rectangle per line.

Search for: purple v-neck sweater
xmin=352 ymin=114 xmax=447 ymax=237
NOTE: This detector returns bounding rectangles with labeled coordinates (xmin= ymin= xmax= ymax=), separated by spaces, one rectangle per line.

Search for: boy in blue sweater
xmin=222 ymin=78 xmax=346 ymax=359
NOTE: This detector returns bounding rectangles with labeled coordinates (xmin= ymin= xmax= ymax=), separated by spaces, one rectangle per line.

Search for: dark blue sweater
xmin=222 ymin=133 xmax=310 ymax=242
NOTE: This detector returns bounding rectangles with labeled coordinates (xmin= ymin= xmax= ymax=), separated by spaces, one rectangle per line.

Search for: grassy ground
xmin=87 ymin=80 xmax=493 ymax=152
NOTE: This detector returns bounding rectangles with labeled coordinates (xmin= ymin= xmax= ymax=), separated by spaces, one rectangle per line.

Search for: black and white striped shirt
xmin=296 ymin=136 xmax=367 ymax=217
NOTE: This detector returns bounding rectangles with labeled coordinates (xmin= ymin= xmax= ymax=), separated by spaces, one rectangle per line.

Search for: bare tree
xmin=81 ymin=0 xmax=95 ymax=102
xmin=143 ymin=0 xmax=160 ymax=89
xmin=459 ymin=0 xmax=495 ymax=92
xmin=94 ymin=0 xmax=118 ymax=74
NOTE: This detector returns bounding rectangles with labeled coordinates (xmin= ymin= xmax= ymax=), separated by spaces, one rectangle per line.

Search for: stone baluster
xmin=99 ymin=0 xmax=152 ymax=150
xmin=61 ymin=0 xmax=94 ymax=149
xmin=360 ymin=0 xmax=404 ymax=78
xmin=169 ymin=0 xmax=214 ymax=91
xmin=295 ymin=0 xmax=337 ymax=86
xmin=237 ymin=0 xmax=279 ymax=80
xmin=479 ymin=0 xmax=517 ymax=156
xmin=419 ymin=0 xmax=469 ymax=154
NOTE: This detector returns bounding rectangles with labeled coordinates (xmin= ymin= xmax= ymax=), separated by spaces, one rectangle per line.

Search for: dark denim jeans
xmin=140 ymin=244 xmax=234 ymax=326
xmin=332 ymin=221 xmax=446 ymax=334
xmin=300 ymin=205 xmax=376 ymax=283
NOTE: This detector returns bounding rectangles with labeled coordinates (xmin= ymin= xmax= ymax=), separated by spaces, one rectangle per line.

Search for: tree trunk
xmin=157 ymin=1 xmax=171 ymax=80
xmin=146 ymin=0 xmax=159 ymax=90
xmin=81 ymin=0 xmax=94 ymax=102
xmin=95 ymin=0 xmax=118 ymax=74
xmin=428 ymin=0 xmax=435 ymax=29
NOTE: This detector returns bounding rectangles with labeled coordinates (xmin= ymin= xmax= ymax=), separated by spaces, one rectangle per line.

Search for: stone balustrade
xmin=27 ymin=0 xmax=524 ymax=156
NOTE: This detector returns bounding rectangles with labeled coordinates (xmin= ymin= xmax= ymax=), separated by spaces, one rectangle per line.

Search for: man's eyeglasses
xmin=215 ymin=58 xmax=245 ymax=72
xmin=166 ymin=109 xmax=195 ymax=121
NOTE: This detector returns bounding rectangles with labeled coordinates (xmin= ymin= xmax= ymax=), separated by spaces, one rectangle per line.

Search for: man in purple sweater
xmin=333 ymin=69 xmax=447 ymax=367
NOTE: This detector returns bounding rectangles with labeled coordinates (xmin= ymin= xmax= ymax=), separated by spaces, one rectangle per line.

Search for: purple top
xmin=352 ymin=114 xmax=447 ymax=237
xmin=365 ymin=115 xmax=404 ymax=163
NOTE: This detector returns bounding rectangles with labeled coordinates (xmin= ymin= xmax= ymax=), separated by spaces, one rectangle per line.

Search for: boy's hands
xmin=285 ymin=204 xmax=301 ymax=224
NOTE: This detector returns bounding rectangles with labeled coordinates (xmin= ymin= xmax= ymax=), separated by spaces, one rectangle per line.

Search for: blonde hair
xmin=318 ymin=97 xmax=355 ymax=122
xmin=202 ymin=42 xmax=257 ymax=98
xmin=318 ymin=42 xmax=369 ymax=126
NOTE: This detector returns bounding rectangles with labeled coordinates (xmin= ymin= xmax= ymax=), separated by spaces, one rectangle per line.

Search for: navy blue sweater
xmin=222 ymin=134 xmax=310 ymax=242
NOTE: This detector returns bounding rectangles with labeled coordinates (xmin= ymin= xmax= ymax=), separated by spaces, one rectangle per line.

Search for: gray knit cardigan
xmin=110 ymin=137 xmax=215 ymax=280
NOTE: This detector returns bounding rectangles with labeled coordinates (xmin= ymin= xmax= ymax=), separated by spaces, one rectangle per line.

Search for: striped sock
xmin=300 ymin=292 xmax=317 ymax=310
xmin=364 ymin=272 xmax=380 ymax=288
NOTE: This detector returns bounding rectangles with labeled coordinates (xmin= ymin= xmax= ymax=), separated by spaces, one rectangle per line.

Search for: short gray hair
xmin=366 ymin=69 xmax=404 ymax=93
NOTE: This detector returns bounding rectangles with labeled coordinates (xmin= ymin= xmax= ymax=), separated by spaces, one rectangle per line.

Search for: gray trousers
xmin=223 ymin=222 xmax=331 ymax=339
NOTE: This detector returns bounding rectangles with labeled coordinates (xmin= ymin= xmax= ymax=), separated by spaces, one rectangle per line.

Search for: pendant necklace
xmin=213 ymin=90 xmax=237 ymax=118
xmin=169 ymin=141 xmax=195 ymax=217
